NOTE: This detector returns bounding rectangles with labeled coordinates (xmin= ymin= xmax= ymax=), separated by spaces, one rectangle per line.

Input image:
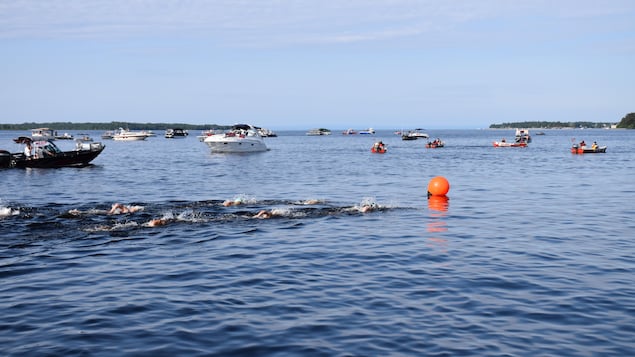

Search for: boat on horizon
xmin=257 ymin=127 xmax=277 ymax=137
xmin=165 ymin=128 xmax=188 ymax=139
xmin=55 ymin=132 xmax=74 ymax=140
xmin=31 ymin=128 xmax=57 ymax=141
xmin=515 ymin=128 xmax=532 ymax=143
xmin=402 ymin=129 xmax=429 ymax=140
xmin=112 ymin=128 xmax=148 ymax=141
xmin=306 ymin=128 xmax=332 ymax=136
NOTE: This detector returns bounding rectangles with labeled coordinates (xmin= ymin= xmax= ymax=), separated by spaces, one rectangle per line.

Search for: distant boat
xmin=31 ymin=128 xmax=56 ymax=141
xmin=55 ymin=132 xmax=74 ymax=140
xmin=165 ymin=128 xmax=188 ymax=139
xmin=76 ymin=134 xmax=93 ymax=142
xmin=257 ymin=127 xmax=277 ymax=137
xmin=306 ymin=128 xmax=331 ymax=136
xmin=101 ymin=131 xmax=115 ymax=140
xmin=112 ymin=128 xmax=148 ymax=141
xmin=342 ymin=128 xmax=357 ymax=135
xmin=515 ymin=128 xmax=531 ymax=143
xmin=359 ymin=128 xmax=375 ymax=135
xmin=402 ymin=129 xmax=428 ymax=140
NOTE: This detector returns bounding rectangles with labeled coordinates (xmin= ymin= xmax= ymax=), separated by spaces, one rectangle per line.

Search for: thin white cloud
xmin=0 ymin=0 xmax=633 ymax=47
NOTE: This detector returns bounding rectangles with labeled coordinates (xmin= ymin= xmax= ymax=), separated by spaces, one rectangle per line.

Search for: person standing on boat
xmin=24 ymin=143 xmax=33 ymax=159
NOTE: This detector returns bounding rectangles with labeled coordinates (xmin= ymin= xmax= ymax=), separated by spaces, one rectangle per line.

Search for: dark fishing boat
xmin=0 ymin=137 xmax=105 ymax=169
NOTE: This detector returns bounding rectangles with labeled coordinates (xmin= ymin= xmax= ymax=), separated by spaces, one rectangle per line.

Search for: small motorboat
xmin=402 ymin=129 xmax=429 ymax=140
xmin=101 ymin=130 xmax=115 ymax=139
xmin=1 ymin=137 xmax=105 ymax=169
xmin=306 ymin=128 xmax=332 ymax=136
xmin=493 ymin=141 xmax=527 ymax=147
xmin=76 ymin=134 xmax=93 ymax=142
xmin=571 ymin=145 xmax=607 ymax=154
xmin=55 ymin=132 xmax=74 ymax=140
xmin=204 ymin=124 xmax=268 ymax=153
xmin=113 ymin=128 xmax=147 ymax=141
xmin=31 ymin=128 xmax=56 ymax=141
xmin=257 ymin=127 xmax=277 ymax=137
xmin=426 ymin=139 xmax=445 ymax=148
xmin=371 ymin=142 xmax=387 ymax=153
xmin=515 ymin=128 xmax=532 ymax=143
xmin=165 ymin=128 xmax=188 ymax=138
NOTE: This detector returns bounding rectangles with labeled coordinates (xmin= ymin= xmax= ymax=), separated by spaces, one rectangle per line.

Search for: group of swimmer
xmin=91 ymin=197 xmax=382 ymax=229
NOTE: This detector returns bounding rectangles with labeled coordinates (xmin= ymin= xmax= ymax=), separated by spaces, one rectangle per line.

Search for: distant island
xmin=490 ymin=121 xmax=614 ymax=129
xmin=490 ymin=112 xmax=634 ymax=129
xmin=0 ymin=121 xmax=231 ymax=131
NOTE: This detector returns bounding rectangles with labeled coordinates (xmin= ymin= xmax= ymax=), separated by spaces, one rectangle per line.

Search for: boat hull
xmin=205 ymin=140 xmax=268 ymax=153
xmin=113 ymin=135 xmax=147 ymax=141
xmin=571 ymin=146 xmax=607 ymax=154
xmin=493 ymin=141 xmax=527 ymax=147
xmin=1 ymin=145 xmax=105 ymax=168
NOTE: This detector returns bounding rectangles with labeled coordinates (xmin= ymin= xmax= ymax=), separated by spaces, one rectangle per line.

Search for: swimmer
xmin=0 ymin=206 xmax=19 ymax=217
xmin=223 ymin=197 xmax=244 ymax=207
xmin=359 ymin=200 xmax=379 ymax=213
xmin=145 ymin=218 xmax=168 ymax=227
xmin=360 ymin=204 xmax=376 ymax=213
xmin=252 ymin=208 xmax=288 ymax=219
xmin=253 ymin=210 xmax=273 ymax=219
xmin=297 ymin=199 xmax=322 ymax=205
xmin=108 ymin=203 xmax=143 ymax=215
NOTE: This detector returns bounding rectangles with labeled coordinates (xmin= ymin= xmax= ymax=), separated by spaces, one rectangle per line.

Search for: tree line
xmin=490 ymin=112 xmax=634 ymax=129
xmin=616 ymin=113 xmax=635 ymax=129
xmin=0 ymin=122 xmax=231 ymax=131
xmin=489 ymin=121 xmax=614 ymax=129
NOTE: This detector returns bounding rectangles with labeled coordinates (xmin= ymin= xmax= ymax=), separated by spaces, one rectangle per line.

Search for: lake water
xmin=1 ymin=128 xmax=634 ymax=356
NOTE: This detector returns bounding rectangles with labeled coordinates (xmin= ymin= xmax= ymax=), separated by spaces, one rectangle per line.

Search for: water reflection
xmin=427 ymin=196 xmax=449 ymax=251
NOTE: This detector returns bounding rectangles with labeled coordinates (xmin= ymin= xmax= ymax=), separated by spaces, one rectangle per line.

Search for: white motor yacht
xmin=204 ymin=124 xmax=268 ymax=153
xmin=112 ymin=128 xmax=148 ymax=141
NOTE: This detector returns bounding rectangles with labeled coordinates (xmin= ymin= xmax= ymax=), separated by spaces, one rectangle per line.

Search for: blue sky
xmin=1 ymin=1 xmax=634 ymax=129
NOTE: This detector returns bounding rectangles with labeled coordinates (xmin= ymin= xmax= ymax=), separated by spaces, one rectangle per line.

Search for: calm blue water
xmin=1 ymin=128 xmax=634 ymax=356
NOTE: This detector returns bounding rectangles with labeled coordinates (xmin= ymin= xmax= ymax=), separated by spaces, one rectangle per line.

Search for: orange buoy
xmin=427 ymin=176 xmax=450 ymax=197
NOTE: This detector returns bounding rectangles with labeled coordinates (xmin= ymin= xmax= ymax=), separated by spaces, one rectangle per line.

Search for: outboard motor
xmin=0 ymin=150 xmax=11 ymax=168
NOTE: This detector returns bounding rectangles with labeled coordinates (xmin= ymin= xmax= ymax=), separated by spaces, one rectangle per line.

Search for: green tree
xmin=616 ymin=113 xmax=635 ymax=129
